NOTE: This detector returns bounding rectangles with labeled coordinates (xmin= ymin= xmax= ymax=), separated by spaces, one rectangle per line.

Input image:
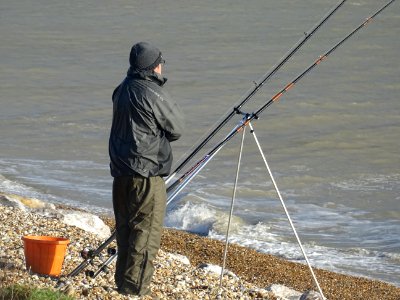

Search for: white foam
xmin=165 ymin=200 xmax=248 ymax=236
xmin=165 ymin=202 xmax=217 ymax=235
xmin=0 ymin=174 xmax=39 ymax=197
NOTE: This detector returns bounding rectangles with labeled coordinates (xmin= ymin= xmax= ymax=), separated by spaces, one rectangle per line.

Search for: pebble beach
xmin=0 ymin=194 xmax=399 ymax=300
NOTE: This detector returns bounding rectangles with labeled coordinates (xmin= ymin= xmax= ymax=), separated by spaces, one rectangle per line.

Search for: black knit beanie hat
xmin=129 ymin=42 xmax=163 ymax=71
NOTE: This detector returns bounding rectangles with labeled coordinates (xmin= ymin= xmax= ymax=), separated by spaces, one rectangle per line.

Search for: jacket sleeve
xmin=152 ymin=92 xmax=184 ymax=142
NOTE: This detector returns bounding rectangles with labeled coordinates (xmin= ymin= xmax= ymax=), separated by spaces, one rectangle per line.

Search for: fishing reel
xmin=85 ymin=265 xmax=111 ymax=278
xmin=81 ymin=247 xmax=116 ymax=259
xmin=84 ymin=248 xmax=117 ymax=278
xmin=107 ymin=247 xmax=116 ymax=255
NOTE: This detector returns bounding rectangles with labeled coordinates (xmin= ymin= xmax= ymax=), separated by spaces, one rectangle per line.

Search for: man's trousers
xmin=112 ymin=175 xmax=166 ymax=296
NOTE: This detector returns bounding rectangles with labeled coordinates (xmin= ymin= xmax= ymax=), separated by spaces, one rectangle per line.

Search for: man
xmin=109 ymin=41 xmax=184 ymax=297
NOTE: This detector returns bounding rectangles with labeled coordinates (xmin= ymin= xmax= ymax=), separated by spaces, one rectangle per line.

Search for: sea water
xmin=0 ymin=0 xmax=399 ymax=287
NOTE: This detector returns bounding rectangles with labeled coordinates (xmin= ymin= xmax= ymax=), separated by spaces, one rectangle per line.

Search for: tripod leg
xmin=219 ymin=126 xmax=246 ymax=290
xmin=248 ymin=122 xmax=326 ymax=300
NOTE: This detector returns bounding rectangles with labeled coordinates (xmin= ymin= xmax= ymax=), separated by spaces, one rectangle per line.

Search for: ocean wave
xmin=0 ymin=174 xmax=43 ymax=199
xmin=165 ymin=201 xmax=246 ymax=236
xmin=165 ymin=200 xmax=399 ymax=286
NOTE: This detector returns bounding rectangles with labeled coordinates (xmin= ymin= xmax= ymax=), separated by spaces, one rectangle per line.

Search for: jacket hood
xmin=127 ymin=67 xmax=167 ymax=86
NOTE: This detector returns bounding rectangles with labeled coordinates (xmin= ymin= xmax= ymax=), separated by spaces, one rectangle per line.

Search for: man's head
xmin=129 ymin=42 xmax=164 ymax=73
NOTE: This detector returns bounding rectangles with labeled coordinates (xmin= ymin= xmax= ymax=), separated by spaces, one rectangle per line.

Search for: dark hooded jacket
xmin=109 ymin=68 xmax=184 ymax=178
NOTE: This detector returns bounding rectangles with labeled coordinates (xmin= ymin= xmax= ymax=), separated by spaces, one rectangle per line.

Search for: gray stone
xmin=300 ymin=290 xmax=325 ymax=300
xmin=266 ymin=284 xmax=302 ymax=300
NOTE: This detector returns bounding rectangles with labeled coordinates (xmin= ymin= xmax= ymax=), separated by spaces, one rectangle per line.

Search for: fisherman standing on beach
xmin=109 ymin=41 xmax=184 ymax=297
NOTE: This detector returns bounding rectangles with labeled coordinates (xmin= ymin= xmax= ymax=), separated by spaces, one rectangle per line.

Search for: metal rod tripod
xmin=219 ymin=121 xmax=326 ymax=299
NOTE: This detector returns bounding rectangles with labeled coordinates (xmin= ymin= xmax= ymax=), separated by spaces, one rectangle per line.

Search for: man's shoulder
xmin=127 ymin=76 xmax=162 ymax=92
xmin=125 ymin=75 xmax=171 ymax=106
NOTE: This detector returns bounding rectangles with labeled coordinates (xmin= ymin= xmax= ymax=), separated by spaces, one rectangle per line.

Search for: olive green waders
xmin=112 ymin=175 xmax=166 ymax=296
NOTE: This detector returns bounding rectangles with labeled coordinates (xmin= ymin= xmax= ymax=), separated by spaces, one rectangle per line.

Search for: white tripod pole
xmin=248 ymin=122 xmax=326 ymax=300
xmin=219 ymin=125 xmax=247 ymax=290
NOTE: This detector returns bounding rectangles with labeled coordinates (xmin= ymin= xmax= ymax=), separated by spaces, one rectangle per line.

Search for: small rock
xmin=266 ymin=284 xmax=303 ymax=300
xmin=167 ymin=253 xmax=191 ymax=266
xmin=300 ymin=290 xmax=325 ymax=300
xmin=82 ymin=287 xmax=90 ymax=296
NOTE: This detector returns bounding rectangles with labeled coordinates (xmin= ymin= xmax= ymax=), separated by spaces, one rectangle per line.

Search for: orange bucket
xmin=22 ymin=235 xmax=70 ymax=277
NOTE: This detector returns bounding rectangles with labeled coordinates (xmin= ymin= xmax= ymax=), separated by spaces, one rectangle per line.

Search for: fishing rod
xmin=165 ymin=0 xmax=396 ymax=203
xmin=165 ymin=0 xmax=347 ymax=187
